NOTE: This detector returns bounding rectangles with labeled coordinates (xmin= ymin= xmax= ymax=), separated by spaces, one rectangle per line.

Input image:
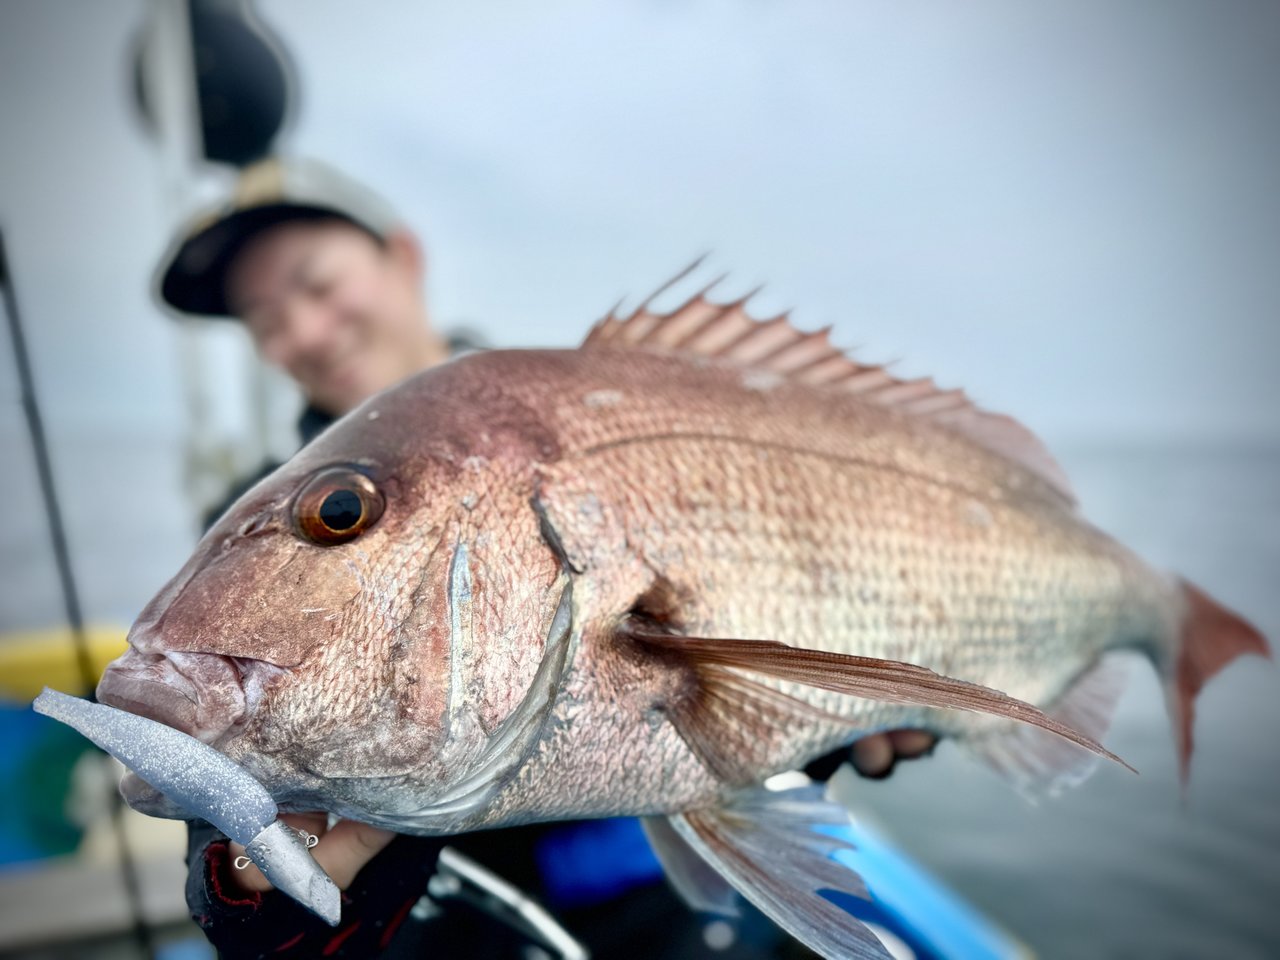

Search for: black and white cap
xmin=157 ymin=157 xmax=401 ymax=318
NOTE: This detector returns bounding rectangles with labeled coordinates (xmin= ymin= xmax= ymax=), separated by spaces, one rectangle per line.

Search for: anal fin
xmin=641 ymin=815 xmax=740 ymax=917
xmin=669 ymin=786 xmax=892 ymax=960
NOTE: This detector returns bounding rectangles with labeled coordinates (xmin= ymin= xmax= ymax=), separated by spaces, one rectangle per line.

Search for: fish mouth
xmin=98 ymin=649 xmax=263 ymax=813
xmin=98 ymin=649 xmax=249 ymax=741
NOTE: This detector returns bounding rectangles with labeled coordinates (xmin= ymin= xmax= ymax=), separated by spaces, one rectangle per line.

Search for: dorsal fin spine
xmin=680 ymin=299 xmax=747 ymax=355
xmin=871 ymin=378 xmax=939 ymax=405
xmin=630 ymin=256 xmax=707 ymax=320
xmin=751 ymin=325 xmax=834 ymax=371
xmin=840 ymin=369 xmax=896 ymax=393
xmin=777 ymin=336 xmax=841 ymax=377
xmin=737 ymin=314 xmax=800 ymax=365
xmin=792 ymin=353 xmax=860 ymax=385
xmin=582 ymin=271 xmax=1077 ymax=504
xmin=646 ymin=274 xmax=730 ymax=342
xmin=904 ymin=390 xmax=969 ymax=415
xmin=673 ymin=291 xmax=758 ymax=352
xmin=703 ymin=309 xmax=783 ymax=359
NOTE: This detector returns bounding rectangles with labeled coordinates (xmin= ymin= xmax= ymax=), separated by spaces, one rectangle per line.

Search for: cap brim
xmin=158 ymin=204 xmax=372 ymax=318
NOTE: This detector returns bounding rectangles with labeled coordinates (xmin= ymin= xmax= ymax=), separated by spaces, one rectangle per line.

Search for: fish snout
xmin=97 ymin=647 xmax=247 ymax=746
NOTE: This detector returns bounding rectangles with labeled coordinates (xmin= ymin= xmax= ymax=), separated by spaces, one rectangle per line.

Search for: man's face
xmin=226 ymin=220 xmax=437 ymax=415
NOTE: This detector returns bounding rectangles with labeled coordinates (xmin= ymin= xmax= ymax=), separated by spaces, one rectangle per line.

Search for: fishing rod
xmin=0 ymin=226 xmax=156 ymax=960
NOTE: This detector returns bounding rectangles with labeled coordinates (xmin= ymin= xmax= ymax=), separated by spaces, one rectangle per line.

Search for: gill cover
xmin=389 ymin=572 xmax=575 ymax=832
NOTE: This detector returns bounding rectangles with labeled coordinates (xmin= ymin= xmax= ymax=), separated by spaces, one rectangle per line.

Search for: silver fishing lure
xmin=32 ymin=688 xmax=341 ymax=925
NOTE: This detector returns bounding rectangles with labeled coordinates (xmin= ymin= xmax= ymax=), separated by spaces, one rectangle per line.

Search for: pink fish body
xmin=99 ymin=277 xmax=1267 ymax=959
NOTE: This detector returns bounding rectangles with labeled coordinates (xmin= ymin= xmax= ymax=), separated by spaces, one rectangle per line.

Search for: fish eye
xmin=293 ymin=467 xmax=385 ymax=545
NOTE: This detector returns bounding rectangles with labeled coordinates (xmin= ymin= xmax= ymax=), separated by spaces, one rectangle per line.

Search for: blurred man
xmin=161 ymin=160 xmax=455 ymax=526
xmin=157 ymin=158 xmax=934 ymax=958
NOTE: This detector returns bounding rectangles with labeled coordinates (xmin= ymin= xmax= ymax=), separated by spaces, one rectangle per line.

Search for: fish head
xmin=98 ymin=365 xmax=569 ymax=826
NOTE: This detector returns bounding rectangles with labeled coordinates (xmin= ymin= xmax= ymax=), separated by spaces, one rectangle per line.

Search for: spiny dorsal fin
xmin=584 ymin=267 xmax=1075 ymax=504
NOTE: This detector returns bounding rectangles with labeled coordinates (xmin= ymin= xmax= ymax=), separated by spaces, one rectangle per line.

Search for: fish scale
xmin=90 ymin=283 xmax=1267 ymax=960
xmin=538 ymin=427 xmax=1135 ymax=753
xmin=385 ymin=342 xmax=1180 ymax=828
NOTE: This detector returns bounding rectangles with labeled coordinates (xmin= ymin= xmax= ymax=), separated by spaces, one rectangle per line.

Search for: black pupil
xmin=319 ymin=489 xmax=363 ymax=531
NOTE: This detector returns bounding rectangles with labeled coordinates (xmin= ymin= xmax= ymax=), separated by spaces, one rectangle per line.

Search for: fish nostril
xmin=239 ymin=514 xmax=275 ymax=539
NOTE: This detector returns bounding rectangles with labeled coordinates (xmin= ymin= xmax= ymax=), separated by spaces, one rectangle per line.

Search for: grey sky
xmin=2 ymin=0 xmax=1278 ymax=447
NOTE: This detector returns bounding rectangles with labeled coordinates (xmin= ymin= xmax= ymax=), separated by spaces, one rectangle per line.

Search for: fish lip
xmin=97 ymin=649 xmax=250 ymax=746
xmin=98 ymin=651 xmax=254 ymax=816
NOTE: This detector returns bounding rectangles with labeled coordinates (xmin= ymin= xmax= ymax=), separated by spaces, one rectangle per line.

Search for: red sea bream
xmin=98 ymin=275 xmax=1268 ymax=959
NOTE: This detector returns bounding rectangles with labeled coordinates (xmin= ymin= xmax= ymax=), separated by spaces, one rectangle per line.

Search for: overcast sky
xmin=2 ymin=0 xmax=1278 ymax=447
xmin=2 ymin=0 xmax=1279 ymax=628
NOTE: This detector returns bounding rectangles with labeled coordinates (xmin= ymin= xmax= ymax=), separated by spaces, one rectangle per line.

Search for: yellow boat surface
xmin=0 ymin=626 xmax=128 ymax=702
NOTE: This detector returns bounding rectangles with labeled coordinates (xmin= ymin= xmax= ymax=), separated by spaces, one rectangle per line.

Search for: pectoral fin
xmin=631 ymin=630 xmax=1132 ymax=785
xmin=668 ymin=786 xmax=891 ymax=960
xmin=970 ymin=652 xmax=1132 ymax=796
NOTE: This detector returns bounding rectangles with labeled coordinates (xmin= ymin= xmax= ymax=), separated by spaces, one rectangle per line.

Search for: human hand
xmin=806 ymin=729 xmax=938 ymax=781
xmin=227 ymin=811 xmax=396 ymax=893
xmin=851 ymin=729 xmax=936 ymax=777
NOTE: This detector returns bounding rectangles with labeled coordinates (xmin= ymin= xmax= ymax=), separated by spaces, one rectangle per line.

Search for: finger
xmin=851 ymin=733 xmax=895 ymax=778
xmin=226 ymin=839 xmax=273 ymax=893
xmin=310 ymin=820 xmax=397 ymax=890
xmin=888 ymin=729 xmax=937 ymax=760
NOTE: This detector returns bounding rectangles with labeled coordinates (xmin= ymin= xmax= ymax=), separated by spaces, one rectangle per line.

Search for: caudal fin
xmin=1171 ymin=580 xmax=1270 ymax=783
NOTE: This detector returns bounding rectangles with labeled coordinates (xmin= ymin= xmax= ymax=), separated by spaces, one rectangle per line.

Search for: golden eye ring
xmin=293 ymin=467 xmax=385 ymax=545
